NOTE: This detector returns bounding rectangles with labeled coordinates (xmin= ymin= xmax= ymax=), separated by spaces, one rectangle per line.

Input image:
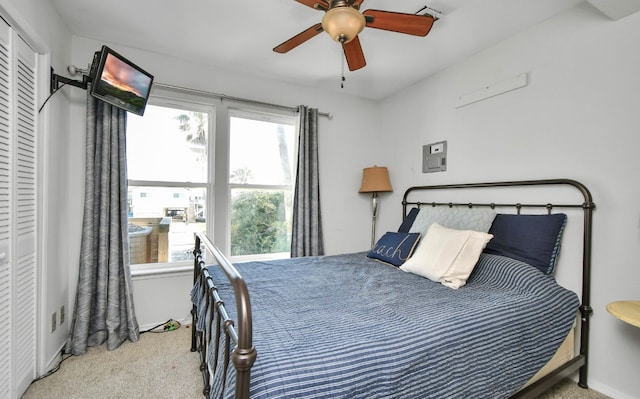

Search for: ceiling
xmin=50 ymin=0 xmax=586 ymax=100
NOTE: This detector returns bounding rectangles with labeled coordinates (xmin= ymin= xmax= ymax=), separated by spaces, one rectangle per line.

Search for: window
xmin=229 ymin=110 xmax=297 ymax=259
xmin=126 ymin=102 xmax=211 ymax=265
xmin=125 ymin=91 xmax=298 ymax=267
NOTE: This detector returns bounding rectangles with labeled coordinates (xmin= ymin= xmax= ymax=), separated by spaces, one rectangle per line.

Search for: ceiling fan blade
xmin=273 ymin=23 xmax=324 ymax=53
xmin=295 ymin=0 xmax=329 ymax=10
xmin=363 ymin=9 xmax=435 ymax=36
xmin=343 ymin=36 xmax=366 ymax=71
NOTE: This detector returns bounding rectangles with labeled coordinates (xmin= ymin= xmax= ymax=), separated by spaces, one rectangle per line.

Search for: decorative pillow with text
xmin=367 ymin=232 xmax=422 ymax=267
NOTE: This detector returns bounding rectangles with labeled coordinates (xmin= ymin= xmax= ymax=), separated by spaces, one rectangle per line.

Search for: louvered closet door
xmin=14 ymin=31 xmax=37 ymax=398
xmin=0 ymin=17 xmax=13 ymax=399
xmin=0 ymin=16 xmax=38 ymax=399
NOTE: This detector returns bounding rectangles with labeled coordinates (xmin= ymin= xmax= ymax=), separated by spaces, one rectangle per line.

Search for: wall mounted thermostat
xmin=423 ymin=140 xmax=447 ymax=173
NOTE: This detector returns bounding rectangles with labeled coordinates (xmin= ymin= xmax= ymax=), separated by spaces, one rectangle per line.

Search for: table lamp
xmin=359 ymin=166 xmax=393 ymax=248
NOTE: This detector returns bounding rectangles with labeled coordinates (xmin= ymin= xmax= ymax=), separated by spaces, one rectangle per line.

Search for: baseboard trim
xmin=41 ymin=343 xmax=64 ymax=377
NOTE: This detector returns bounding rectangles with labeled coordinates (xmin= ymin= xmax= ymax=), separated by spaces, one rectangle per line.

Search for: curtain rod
xmin=155 ymin=82 xmax=333 ymax=119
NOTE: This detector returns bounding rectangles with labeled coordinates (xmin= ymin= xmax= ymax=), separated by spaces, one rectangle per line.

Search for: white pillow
xmin=400 ymin=223 xmax=493 ymax=289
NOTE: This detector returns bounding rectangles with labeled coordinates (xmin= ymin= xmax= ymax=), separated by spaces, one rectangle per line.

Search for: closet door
xmin=0 ymin=16 xmax=38 ymax=399
xmin=0 ymin=17 xmax=13 ymax=399
xmin=14 ymin=30 xmax=37 ymax=398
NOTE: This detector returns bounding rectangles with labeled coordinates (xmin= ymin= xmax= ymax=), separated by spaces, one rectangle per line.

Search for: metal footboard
xmin=191 ymin=232 xmax=256 ymax=399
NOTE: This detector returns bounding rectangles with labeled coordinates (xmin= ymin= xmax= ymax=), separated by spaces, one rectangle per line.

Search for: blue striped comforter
xmin=192 ymin=252 xmax=579 ymax=399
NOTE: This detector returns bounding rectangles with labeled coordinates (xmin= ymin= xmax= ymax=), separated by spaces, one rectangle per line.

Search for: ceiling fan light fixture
xmin=321 ymin=7 xmax=365 ymax=43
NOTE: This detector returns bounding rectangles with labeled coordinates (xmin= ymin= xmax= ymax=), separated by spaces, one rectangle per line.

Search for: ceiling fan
xmin=273 ymin=0 xmax=437 ymax=71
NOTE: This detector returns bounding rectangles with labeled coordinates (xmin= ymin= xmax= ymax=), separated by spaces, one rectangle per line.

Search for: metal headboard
xmin=402 ymin=178 xmax=595 ymax=397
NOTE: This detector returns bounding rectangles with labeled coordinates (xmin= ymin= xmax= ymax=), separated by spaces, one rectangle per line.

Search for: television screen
xmin=89 ymin=46 xmax=154 ymax=116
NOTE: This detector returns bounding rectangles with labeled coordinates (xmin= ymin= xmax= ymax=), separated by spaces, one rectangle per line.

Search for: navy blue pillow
xmin=398 ymin=207 xmax=420 ymax=233
xmin=483 ymin=213 xmax=567 ymax=274
xmin=367 ymin=232 xmax=421 ymax=267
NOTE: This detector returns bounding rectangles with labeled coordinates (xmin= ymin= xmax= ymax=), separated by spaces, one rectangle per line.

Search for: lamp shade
xmin=359 ymin=166 xmax=393 ymax=193
xmin=321 ymin=6 xmax=366 ymax=43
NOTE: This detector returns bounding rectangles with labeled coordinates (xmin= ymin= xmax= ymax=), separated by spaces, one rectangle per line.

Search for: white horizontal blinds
xmin=0 ymin=17 xmax=13 ymax=399
xmin=13 ymin=33 xmax=37 ymax=395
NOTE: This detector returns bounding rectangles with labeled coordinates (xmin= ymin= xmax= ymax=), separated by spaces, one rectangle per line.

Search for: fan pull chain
xmin=341 ymin=52 xmax=345 ymax=88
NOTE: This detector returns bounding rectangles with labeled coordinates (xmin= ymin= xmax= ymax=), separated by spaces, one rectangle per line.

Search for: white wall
xmin=131 ymin=271 xmax=194 ymax=330
xmin=377 ymin=3 xmax=640 ymax=398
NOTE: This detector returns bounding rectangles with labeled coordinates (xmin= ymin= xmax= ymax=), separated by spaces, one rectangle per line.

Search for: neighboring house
xmin=0 ymin=1 xmax=638 ymax=399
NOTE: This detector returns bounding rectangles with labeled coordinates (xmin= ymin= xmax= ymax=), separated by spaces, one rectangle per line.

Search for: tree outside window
xmin=229 ymin=112 xmax=297 ymax=258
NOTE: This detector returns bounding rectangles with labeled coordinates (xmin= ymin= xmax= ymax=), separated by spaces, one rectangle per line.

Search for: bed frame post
xmin=191 ymin=234 xmax=201 ymax=353
xmin=578 ymin=196 xmax=595 ymax=388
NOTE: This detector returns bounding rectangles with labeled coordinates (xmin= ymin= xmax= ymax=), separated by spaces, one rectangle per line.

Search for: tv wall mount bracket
xmin=49 ymin=66 xmax=91 ymax=93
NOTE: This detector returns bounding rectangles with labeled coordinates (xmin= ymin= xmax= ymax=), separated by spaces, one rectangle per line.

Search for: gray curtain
xmin=68 ymin=92 xmax=139 ymax=355
xmin=291 ymin=105 xmax=324 ymax=257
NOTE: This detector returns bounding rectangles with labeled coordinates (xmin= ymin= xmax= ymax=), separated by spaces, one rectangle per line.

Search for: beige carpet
xmin=536 ymin=379 xmax=610 ymax=399
xmin=23 ymin=326 xmax=609 ymax=398
xmin=23 ymin=326 xmax=202 ymax=398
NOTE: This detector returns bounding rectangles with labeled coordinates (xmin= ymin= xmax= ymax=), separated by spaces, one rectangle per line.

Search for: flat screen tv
xmin=89 ymin=45 xmax=154 ymax=116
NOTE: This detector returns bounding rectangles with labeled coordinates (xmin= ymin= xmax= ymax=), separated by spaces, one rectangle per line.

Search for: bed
xmin=190 ymin=179 xmax=595 ymax=399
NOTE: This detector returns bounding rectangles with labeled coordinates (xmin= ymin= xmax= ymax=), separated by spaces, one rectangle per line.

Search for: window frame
xmin=227 ymin=108 xmax=299 ymax=262
xmin=126 ymin=94 xmax=215 ymax=274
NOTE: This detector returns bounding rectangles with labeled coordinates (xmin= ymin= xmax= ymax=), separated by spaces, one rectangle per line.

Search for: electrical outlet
xmin=60 ymin=305 xmax=65 ymax=325
xmin=51 ymin=312 xmax=57 ymax=333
